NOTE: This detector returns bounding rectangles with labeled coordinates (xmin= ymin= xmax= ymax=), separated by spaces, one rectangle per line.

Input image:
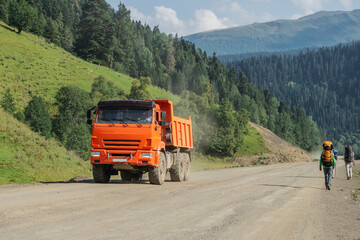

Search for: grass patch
xmin=236 ymin=124 xmax=270 ymax=157
xmin=191 ymin=152 xmax=242 ymax=171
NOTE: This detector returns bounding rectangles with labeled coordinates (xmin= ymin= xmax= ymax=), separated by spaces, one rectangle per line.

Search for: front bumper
xmin=90 ymin=149 xmax=159 ymax=167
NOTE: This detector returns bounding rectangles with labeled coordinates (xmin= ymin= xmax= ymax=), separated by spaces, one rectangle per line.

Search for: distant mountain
xmin=227 ymin=41 xmax=360 ymax=156
xmin=184 ymin=9 xmax=360 ymax=56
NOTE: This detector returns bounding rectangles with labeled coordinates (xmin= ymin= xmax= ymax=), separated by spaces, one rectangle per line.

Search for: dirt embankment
xmin=235 ymin=122 xmax=314 ymax=165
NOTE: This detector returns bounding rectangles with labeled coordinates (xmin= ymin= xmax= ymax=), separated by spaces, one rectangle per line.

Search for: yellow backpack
xmin=322 ymin=141 xmax=334 ymax=166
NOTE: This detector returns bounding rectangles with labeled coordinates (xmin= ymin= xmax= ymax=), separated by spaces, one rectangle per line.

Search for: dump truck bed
xmin=153 ymin=100 xmax=193 ymax=149
xmin=170 ymin=116 xmax=192 ymax=148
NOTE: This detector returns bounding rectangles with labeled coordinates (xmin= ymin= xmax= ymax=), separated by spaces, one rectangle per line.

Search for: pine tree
xmin=75 ymin=0 xmax=115 ymax=66
xmin=113 ymin=3 xmax=135 ymax=74
xmin=43 ymin=18 xmax=60 ymax=45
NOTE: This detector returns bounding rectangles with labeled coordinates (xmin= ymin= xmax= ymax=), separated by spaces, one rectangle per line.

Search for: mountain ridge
xmin=184 ymin=9 xmax=360 ymax=56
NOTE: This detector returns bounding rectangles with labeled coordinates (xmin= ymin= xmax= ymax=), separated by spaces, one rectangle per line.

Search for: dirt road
xmin=0 ymin=161 xmax=359 ymax=240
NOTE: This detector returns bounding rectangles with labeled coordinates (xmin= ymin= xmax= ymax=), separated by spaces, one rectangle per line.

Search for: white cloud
xmin=154 ymin=6 xmax=186 ymax=36
xmin=128 ymin=6 xmax=152 ymax=24
xmin=339 ymin=0 xmax=353 ymax=10
xmin=128 ymin=6 xmax=185 ymax=36
xmin=189 ymin=9 xmax=230 ymax=33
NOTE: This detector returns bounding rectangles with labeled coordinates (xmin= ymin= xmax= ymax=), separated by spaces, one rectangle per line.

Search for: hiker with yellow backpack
xmin=319 ymin=141 xmax=336 ymax=190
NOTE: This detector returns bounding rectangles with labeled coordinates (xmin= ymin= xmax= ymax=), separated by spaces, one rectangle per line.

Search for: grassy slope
xmin=191 ymin=124 xmax=269 ymax=171
xmin=0 ymin=108 xmax=91 ymax=184
xmin=0 ymin=22 xmax=179 ymax=113
xmin=0 ymin=22 xmax=269 ymax=184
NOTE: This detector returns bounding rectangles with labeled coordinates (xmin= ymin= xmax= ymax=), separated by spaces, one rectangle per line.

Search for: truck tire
xmin=149 ymin=152 xmax=166 ymax=185
xmin=183 ymin=153 xmax=190 ymax=181
xmin=120 ymin=170 xmax=133 ymax=181
xmin=93 ymin=164 xmax=110 ymax=183
xmin=170 ymin=152 xmax=185 ymax=182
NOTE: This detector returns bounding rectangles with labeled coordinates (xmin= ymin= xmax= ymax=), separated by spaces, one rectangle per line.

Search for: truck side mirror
xmin=87 ymin=109 xmax=93 ymax=125
xmin=161 ymin=111 xmax=166 ymax=121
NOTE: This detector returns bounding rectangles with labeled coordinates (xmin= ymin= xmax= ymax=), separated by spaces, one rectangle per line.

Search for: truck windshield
xmin=96 ymin=108 xmax=153 ymax=125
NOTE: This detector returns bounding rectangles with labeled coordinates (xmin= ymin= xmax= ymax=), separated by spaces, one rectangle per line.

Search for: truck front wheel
xmin=93 ymin=164 xmax=111 ymax=183
xmin=149 ymin=152 xmax=166 ymax=185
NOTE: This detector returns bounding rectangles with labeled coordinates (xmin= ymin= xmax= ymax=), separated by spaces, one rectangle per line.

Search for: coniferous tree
xmin=75 ymin=0 xmax=115 ymax=66
xmin=209 ymin=99 xmax=249 ymax=156
xmin=113 ymin=3 xmax=135 ymax=74
xmin=43 ymin=18 xmax=60 ymax=45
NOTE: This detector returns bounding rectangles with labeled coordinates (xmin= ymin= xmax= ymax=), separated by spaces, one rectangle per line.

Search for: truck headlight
xmin=141 ymin=153 xmax=153 ymax=158
xmin=91 ymin=152 xmax=101 ymax=157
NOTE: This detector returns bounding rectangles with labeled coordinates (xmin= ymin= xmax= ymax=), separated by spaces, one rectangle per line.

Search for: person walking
xmin=320 ymin=141 xmax=336 ymax=190
xmin=344 ymin=144 xmax=355 ymax=180
xmin=332 ymin=149 xmax=338 ymax=179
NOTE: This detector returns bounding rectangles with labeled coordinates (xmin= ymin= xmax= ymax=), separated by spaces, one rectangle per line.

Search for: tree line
xmin=0 ymin=0 xmax=321 ymax=159
xmin=227 ymin=42 xmax=360 ymax=157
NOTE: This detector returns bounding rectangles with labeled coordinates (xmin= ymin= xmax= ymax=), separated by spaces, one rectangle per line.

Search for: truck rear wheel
xmin=93 ymin=164 xmax=111 ymax=183
xmin=183 ymin=153 xmax=190 ymax=181
xmin=149 ymin=152 xmax=166 ymax=185
xmin=120 ymin=170 xmax=133 ymax=181
xmin=170 ymin=152 xmax=185 ymax=182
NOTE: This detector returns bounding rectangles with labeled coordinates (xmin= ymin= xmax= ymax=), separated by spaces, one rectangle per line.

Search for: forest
xmin=227 ymin=42 xmax=360 ymax=157
xmin=0 ymin=0 xmax=321 ymax=160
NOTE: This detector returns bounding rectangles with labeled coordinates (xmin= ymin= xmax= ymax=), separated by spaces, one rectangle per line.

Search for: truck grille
xmin=103 ymin=139 xmax=140 ymax=149
xmin=111 ymin=153 xmax=131 ymax=157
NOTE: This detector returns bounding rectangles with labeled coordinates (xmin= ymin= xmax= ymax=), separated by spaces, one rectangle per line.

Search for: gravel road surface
xmin=0 ymin=160 xmax=359 ymax=240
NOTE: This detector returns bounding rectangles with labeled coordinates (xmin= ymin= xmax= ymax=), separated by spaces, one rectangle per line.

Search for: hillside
xmin=0 ymin=108 xmax=91 ymax=184
xmin=0 ymin=21 xmax=179 ymax=113
xmin=184 ymin=9 xmax=360 ymax=56
xmin=234 ymin=122 xmax=313 ymax=166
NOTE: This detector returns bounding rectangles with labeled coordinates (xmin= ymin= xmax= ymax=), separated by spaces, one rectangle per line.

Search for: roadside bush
xmin=24 ymin=95 xmax=52 ymax=138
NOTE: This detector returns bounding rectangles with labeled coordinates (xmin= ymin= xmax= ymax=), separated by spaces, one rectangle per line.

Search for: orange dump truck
xmin=87 ymin=99 xmax=193 ymax=185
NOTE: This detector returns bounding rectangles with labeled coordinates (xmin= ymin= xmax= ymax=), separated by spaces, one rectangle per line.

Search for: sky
xmin=106 ymin=0 xmax=360 ymax=36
